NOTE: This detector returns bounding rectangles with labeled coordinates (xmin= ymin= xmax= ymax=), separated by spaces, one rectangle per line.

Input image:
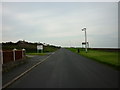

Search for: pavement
xmin=2 ymin=52 xmax=53 ymax=87
xmin=3 ymin=48 xmax=119 ymax=88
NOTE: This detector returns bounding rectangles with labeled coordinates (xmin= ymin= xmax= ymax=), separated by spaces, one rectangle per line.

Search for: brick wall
xmin=2 ymin=50 xmax=26 ymax=64
xmin=15 ymin=50 xmax=22 ymax=60
xmin=3 ymin=51 xmax=14 ymax=64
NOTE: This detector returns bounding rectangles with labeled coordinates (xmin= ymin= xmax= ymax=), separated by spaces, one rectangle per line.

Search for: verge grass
xmin=67 ymin=48 xmax=119 ymax=70
xmin=26 ymin=53 xmax=47 ymax=56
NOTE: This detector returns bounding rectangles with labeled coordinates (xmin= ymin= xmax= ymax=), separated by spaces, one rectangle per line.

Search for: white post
xmin=37 ymin=49 xmax=39 ymax=53
xmin=37 ymin=45 xmax=39 ymax=53
xmin=22 ymin=49 xmax=25 ymax=58
xmin=13 ymin=48 xmax=17 ymax=61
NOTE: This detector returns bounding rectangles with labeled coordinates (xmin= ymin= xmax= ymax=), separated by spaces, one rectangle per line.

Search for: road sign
xmin=37 ymin=45 xmax=43 ymax=50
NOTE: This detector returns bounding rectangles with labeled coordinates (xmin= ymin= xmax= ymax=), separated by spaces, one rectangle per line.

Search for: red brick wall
xmin=3 ymin=51 xmax=14 ymax=63
xmin=15 ymin=50 xmax=22 ymax=60
xmin=3 ymin=50 xmax=25 ymax=64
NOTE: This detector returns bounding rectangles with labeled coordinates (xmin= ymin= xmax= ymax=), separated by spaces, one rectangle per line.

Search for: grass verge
xmin=26 ymin=53 xmax=47 ymax=56
xmin=67 ymin=48 xmax=120 ymax=70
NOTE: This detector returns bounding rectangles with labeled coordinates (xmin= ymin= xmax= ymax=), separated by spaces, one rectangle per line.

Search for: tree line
xmin=2 ymin=40 xmax=61 ymax=53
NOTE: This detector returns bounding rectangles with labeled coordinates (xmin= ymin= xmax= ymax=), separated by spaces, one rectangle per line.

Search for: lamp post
xmin=82 ymin=27 xmax=87 ymax=53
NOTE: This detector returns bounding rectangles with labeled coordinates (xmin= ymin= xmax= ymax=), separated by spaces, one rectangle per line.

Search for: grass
xmin=26 ymin=53 xmax=47 ymax=56
xmin=67 ymin=48 xmax=120 ymax=70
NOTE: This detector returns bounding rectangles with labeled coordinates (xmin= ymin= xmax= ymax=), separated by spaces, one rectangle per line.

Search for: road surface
xmin=8 ymin=48 xmax=118 ymax=88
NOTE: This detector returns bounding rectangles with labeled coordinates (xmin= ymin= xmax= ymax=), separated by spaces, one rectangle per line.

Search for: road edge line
xmin=2 ymin=52 xmax=55 ymax=88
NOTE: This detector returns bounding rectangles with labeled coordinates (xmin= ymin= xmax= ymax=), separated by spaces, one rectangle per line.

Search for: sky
xmin=1 ymin=1 xmax=119 ymax=48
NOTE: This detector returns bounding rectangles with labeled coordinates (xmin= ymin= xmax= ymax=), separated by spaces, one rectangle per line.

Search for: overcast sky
xmin=1 ymin=2 xmax=118 ymax=48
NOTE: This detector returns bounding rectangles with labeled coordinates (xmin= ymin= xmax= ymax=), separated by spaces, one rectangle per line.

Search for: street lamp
xmin=82 ymin=27 xmax=87 ymax=53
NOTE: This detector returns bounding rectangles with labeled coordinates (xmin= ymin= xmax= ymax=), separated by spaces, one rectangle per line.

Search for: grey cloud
xmin=2 ymin=2 xmax=118 ymax=48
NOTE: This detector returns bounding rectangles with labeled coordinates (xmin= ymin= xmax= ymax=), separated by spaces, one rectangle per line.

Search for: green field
xmin=67 ymin=48 xmax=119 ymax=70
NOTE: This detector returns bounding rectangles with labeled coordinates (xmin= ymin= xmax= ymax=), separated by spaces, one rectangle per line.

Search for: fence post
xmin=22 ymin=49 xmax=25 ymax=58
xmin=13 ymin=48 xmax=17 ymax=61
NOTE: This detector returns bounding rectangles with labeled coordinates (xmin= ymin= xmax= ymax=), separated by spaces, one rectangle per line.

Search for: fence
xmin=1 ymin=49 xmax=26 ymax=64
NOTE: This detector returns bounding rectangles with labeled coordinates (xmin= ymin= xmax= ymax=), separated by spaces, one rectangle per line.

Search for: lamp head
xmin=82 ymin=27 xmax=86 ymax=31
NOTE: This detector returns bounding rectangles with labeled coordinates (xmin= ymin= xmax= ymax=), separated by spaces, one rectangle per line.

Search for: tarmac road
xmin=8 ymin=48 xmax=118 ymax=88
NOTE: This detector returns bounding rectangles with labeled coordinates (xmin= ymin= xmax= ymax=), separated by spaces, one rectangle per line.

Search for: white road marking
xmin=2 ymin=52 xmax=55 ymax=88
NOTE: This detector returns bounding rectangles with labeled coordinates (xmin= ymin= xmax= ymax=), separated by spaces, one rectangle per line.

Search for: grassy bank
xmin=67 ymin=48 xmax=119 ymax=70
